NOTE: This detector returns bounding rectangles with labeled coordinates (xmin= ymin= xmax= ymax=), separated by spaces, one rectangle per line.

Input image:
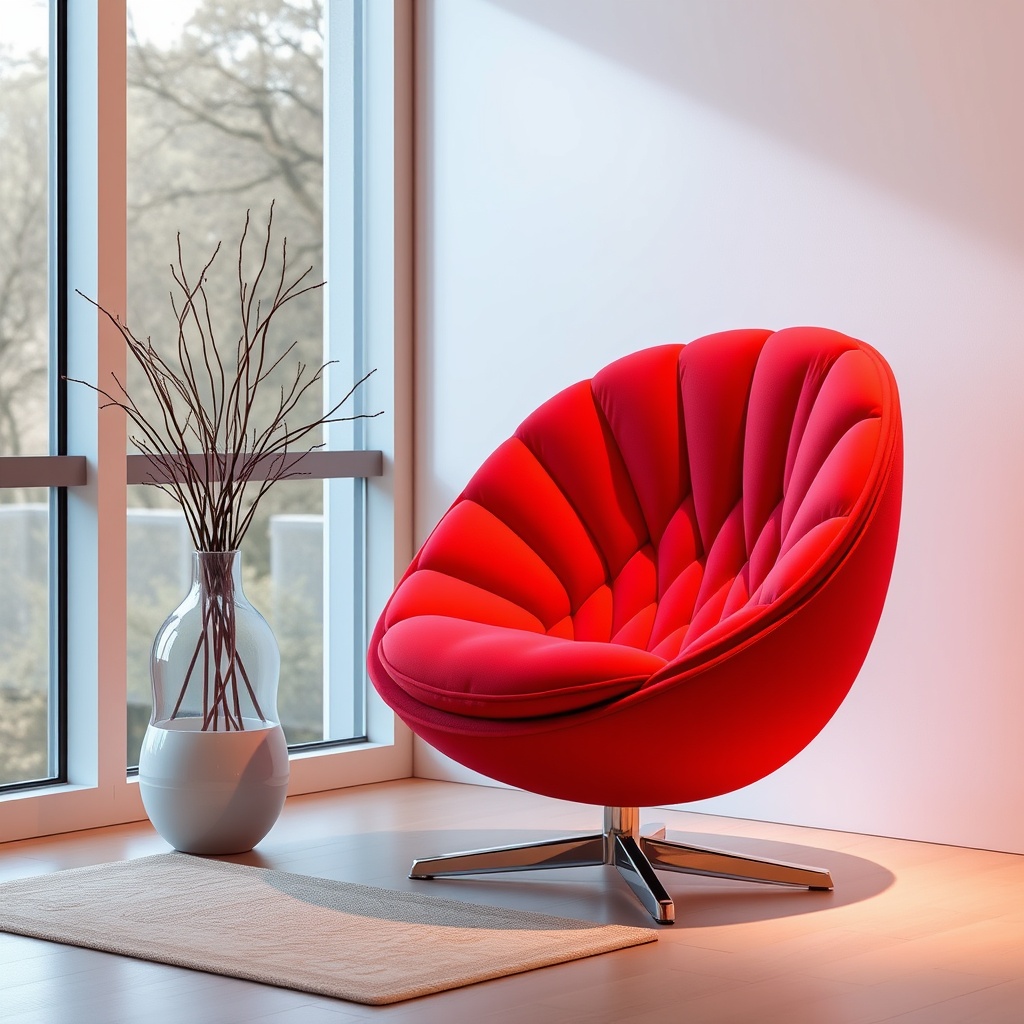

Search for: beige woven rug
xmin=0 ymin=852 xmax=655 ymax=1005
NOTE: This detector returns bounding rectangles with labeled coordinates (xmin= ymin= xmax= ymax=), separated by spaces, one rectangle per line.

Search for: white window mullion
xmin=64 ymin=0 xmax=135 ymax=815
xmin=362 ymin=0 xmax=409 ymax=749
xmin=92 ymin=0 xmax=132 ymax=813
xmin=62 ymin=0 xmax=101 ymax=794
xmin=323 ymin=0 xmax=360 ymax=745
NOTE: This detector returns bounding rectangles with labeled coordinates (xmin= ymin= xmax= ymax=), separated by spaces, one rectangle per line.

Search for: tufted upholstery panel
xmin=370 ymin=327 xmax=902 ymax=805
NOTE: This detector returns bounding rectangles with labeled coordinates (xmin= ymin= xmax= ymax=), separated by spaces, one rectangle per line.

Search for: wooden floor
xmin=2 ymin=779 xmax=1024 ymax=1023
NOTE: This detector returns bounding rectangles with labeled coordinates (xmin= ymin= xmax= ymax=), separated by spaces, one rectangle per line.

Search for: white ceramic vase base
xmin=139 ymin=719 xmax=290 ymax=855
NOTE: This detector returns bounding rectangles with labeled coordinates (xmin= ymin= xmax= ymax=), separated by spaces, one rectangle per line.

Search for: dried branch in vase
xmin=68 ymin=201 xmax=380 ymax=553
xmin=68 ymin=203 xmax=382 ymax=731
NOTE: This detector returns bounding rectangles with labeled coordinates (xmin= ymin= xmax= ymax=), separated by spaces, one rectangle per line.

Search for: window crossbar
xmin=0 ymin=451 xmax=382 ymax=489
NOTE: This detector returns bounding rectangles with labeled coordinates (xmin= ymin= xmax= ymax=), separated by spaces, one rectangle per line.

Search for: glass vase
xmin=138 ymin=549 xmax=290 ymax=854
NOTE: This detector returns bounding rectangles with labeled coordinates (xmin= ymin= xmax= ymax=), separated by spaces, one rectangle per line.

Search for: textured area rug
xmin=0 ymin=853 xmax=656 ymax=1004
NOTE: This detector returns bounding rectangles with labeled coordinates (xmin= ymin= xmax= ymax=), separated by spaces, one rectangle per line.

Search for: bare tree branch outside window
xmin=0 ymin=49 xmax=49 ymax=469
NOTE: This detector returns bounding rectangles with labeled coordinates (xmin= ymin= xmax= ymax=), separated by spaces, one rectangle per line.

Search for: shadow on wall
xmin=489 ymin=0 xmax=1024 ymax=259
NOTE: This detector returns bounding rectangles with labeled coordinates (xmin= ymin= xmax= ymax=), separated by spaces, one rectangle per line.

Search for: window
xmin=123 ymin=0 xmax=341 ymax=765
xmin=1 ymin=0 xmax=412 ymax=841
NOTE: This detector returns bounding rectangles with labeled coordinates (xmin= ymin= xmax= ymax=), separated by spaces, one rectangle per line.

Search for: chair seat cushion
xmin=378 ymin=616 xmax=665 ymax=718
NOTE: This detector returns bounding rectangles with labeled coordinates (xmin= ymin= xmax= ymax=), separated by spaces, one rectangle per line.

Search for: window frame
xmin=0 ymin=0 xmax=413 ymax=842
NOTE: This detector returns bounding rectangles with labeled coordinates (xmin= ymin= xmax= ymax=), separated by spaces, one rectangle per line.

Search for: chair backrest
xmin=423 ymin=327 xmax=900 ymax=667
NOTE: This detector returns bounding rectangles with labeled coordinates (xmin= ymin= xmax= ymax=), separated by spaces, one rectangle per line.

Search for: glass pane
xmin=125 ymin=0 xmax=343 ymax=765
xmin=0 ymin=1 xmax=54 ymax=788
xmin=0 ymin=1 xmax=49 ymax=457
xmin=0 ymin=495 xmax=51 ymax=786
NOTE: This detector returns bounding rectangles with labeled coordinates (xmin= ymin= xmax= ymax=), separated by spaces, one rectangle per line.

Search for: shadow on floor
xmin=220 ymin=824 xmax=894 ymax=930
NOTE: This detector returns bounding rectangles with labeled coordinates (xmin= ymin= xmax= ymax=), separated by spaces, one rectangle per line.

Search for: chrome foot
xmin=613 ymin=833 xmax=675 ymax=924
xmin=641 ymin=834 xmax=834 ymax=890
xmin=410 ymin=834 xmax=605 ymax=878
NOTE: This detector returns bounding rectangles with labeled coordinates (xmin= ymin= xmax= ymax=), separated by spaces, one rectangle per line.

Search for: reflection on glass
xmin=0 ymin=1 xmax=52 ymax=788
xmin=0 ymin=496 xmax=50 ymax=785
xmin=0 ymin=0 xmax=49 ymax=458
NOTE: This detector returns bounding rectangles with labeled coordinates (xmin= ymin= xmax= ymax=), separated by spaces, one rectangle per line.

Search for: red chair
xmin=369 ymin=327 xmax=903 ymax=923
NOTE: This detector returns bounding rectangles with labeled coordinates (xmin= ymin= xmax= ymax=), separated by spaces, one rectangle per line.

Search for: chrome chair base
xmin=409 ymin=806 xmax=833 ymax=925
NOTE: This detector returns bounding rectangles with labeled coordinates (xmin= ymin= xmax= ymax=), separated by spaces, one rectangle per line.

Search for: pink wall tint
xmin=413 ymin=0 xmax=1024 ymax=853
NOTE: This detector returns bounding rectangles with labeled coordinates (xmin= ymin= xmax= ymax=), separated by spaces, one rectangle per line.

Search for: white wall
xmin=413 ymin=0 xmax=1024 ymax=854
